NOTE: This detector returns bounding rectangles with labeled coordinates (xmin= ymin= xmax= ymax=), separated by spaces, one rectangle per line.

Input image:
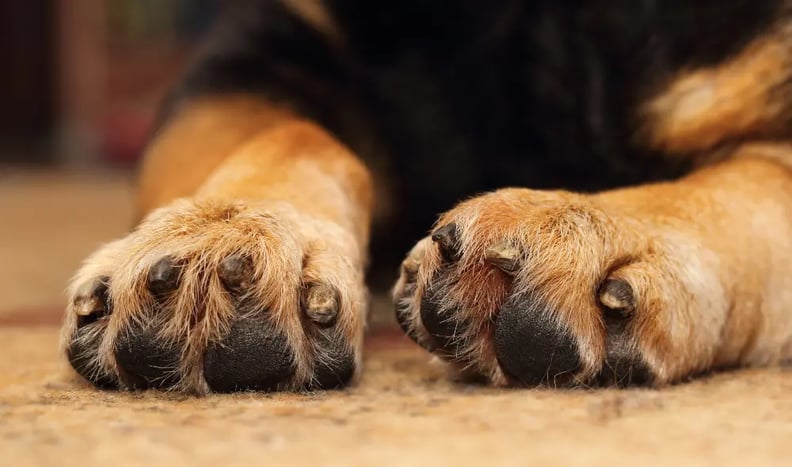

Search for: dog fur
xmin=63 ymin=0 xmax=792 ymax=392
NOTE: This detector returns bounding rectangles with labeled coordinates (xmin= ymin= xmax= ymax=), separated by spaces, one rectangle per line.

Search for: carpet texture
xmin=1 ymin=169 xmax=790 ymax=466
xmin=1 ymin=324 xmax=791 ymax=466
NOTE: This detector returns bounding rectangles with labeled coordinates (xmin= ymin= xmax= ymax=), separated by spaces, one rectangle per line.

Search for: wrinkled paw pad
xmin=115 ymin=323 xmax=182 ymax=389
xmin=309 ymin=330 xmax=356 ymax=390
xmin=493 ymin=296 xmax=581 ymax=386
xmin=204 ymin=314 xmax=294 ymax=392
xmin=419 ymin=286 xmax=470 ymax=357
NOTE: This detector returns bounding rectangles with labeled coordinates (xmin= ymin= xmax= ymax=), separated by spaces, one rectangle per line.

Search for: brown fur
xmin=137 ymin=96 xmax=298 ymax=219
xmin=64 ymin=32 xmax=792 ymax=390
xmin=395 ymin=145 xmax=792 ymax=385
xmin=643 ymin=28 xmax=792 ymax=155
xmin=64 ymin=95 xmax=372 ymax=393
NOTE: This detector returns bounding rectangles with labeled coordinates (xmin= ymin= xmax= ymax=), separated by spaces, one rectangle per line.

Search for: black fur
xmin=160 ymin=0 xmax=783 ymax=284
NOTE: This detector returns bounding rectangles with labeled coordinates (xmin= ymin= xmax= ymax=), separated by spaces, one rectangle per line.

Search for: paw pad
xmin=115 ymin=323 xmax=182 ymax=389
xmin=203 ymin=315 xmax=295 ymax=393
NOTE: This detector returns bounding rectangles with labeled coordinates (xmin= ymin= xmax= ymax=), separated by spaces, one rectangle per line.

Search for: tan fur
xmin=63 ymin=95 xmax=373 ymax=393
xmin=643 ymin=29 xmax=792 ymax=154
xmin=394 ymin=144 xmax=792 ymax=386
xmin=64 ymin=42 xmax=792 ymax=391
xmin=136 ymin=96 xmax=297 ymax=219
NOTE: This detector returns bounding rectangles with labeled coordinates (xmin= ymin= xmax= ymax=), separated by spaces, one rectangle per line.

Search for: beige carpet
xmin=1 ymin=168 xmax=791 ymax=466
xmin=2 ymin=325 xmax=791 ymax=467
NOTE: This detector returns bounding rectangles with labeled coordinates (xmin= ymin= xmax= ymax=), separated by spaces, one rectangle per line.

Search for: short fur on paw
xmin=393 ymin=188 xmax=755 ymax=388
xmin=62 ymin=198 xmax=365 ymax=393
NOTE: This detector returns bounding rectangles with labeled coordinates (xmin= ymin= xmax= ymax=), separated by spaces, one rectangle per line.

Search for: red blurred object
xmin=57 ymin=0 xmax=196 ymax=165
xmin=100 ymin=110 xmax=153 ymax=164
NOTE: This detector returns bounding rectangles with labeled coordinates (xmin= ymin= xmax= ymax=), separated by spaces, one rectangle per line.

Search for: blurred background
xmin=0 ymin=1 xmax=219 ymax=318
xmin=1 ymin=0 xmax=219 ymax=166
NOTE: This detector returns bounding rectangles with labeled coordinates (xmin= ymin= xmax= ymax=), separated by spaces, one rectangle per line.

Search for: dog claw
xmin=148 ymin=256 xmax=181 ymax=296
xmin=484 ymin=242 xmax=521 ymax=274
xmin=598 ymin=278 xmax=636 ymax=318
xmin=73 ymin=276 xmax=110 ymax=322
xmin=302 ymin=283 xmax=339 ymax=327
xmin=401 ymin=258 xmax=420 ymax=282
xmin=431 ymin=223 xmax=461 ymax=262
xmin=218 ymin=254 xmax=254 ymax=292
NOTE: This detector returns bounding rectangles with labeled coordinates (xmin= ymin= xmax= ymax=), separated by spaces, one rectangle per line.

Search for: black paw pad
xmin=204 ymin=314 xmax=295 ymax=392
xmin=420 ymin=286 xmax=469 ymax=356
xmin=394 ymin=259 xmax=426 ymax=343
xmin=115 ymin=324 xmax=182 ymax=389
xmin=595 ymin=354 xmax=653 ymax=387
xmin=493 ymin=295 xmax=581 ymax=387
xmin=395 ymin=301 xmax=434 ymax=351
xmin=309 ymin=330 xmax=355 ymax=390
xmin=67 ymin=328 xmax=118 ymax=390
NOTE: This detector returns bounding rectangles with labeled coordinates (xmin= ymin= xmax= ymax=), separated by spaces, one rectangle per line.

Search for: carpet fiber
xmin=1 ymin=324 xmax=791 ymax=466
xmin=1 ymin=169 xmax=790 ymax=466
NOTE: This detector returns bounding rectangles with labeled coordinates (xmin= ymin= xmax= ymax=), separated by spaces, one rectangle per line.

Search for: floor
xmin=1 ymin=168 xmax=791 ymax=466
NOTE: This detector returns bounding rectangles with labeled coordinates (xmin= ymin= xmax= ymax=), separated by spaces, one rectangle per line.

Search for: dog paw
xmin=62 ymin=198 xmax=366 ymax=393
xmin=394 ymin=188 xmax=732 ymax=387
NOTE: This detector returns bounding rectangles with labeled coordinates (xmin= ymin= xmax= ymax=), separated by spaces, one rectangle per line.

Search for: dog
xmin=63 ymin=0 xmax=792 ymax=393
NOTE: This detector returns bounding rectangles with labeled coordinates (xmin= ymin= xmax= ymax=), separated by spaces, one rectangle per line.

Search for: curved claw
xmin=431 ymin=223 xmax=461 ymax=262
xmin=147 ymin=256 xmax=181 ymax=297
xmin=484 ymin=242 xmax=521 ymax=275
xmin=218 ymin=254 xmax=254 ymax=292
xmin=73 ymin=276 xmax=110 ymax=317
xmin=73 ymin=276 xmax=111 ymax=330
xmin=598 ymin=278 xmax=636 ymax=319
xmin=302 ymin=283 xmax=339 ymax=327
